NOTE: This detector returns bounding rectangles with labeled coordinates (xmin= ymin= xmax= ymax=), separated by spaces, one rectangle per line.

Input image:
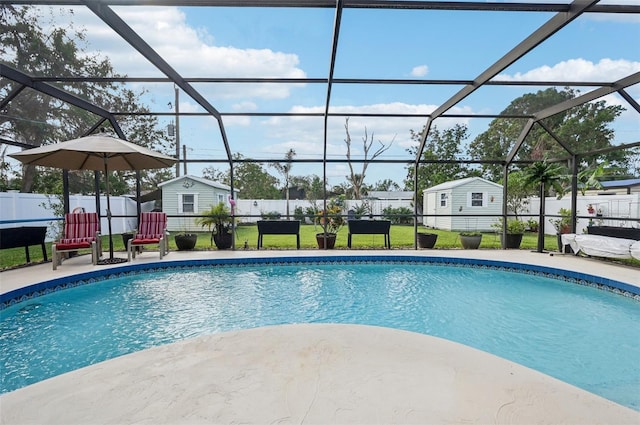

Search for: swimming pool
xmin=1 ymin=256 xmax=639 ymax=410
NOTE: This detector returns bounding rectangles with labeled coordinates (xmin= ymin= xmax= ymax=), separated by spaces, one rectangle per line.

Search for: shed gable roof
xmin=423 ymin=177 xmax=503 ymax=192
xmin=158 ymin=175 xmax=238 ymax=193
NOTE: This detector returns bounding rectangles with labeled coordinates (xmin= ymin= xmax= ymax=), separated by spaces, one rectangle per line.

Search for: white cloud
xmin=494 ymin=59 xmax=640 ymax=145
xmin=232 ymin=101 xmax=258 ymax=111
xmin=495 ymin=58 xmax=640 ymax=82
xmin=223 ymin=116 xmax=252 ymax=127
xmin=410 ymin=65 xmax=429 ymax=77
xmin=71 ymin=6 xmax=307 ymax=100
xmin=260 ymin=102 xmax=474 ymax=158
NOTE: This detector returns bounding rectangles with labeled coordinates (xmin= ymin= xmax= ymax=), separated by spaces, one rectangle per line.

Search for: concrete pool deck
xmin=1 ymin=249 xmax=639 ymax=424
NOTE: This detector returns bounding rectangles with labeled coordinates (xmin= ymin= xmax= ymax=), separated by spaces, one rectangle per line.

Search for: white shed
xmin=159 ymin=175 xmax=239 ymax=232
xmin=423 ymin=177 xmax=503 ymax=231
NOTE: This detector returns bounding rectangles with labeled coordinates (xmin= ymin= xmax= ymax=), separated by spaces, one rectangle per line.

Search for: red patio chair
xmin=52 ymin=212 xmax=101 ymax=270
xmin=128 ymin=212 xmax=169 ymax=261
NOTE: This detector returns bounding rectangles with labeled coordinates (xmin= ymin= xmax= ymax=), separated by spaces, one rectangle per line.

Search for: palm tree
xmin=576 ymin=162 xmax=606 ymax=195
xmin=196 ymin=203 xmax=233 ymax=249
xmin=522 ymin=160 xmax=566 ymax=252
xmin=270 ymin=149 xmax=296 ymax=219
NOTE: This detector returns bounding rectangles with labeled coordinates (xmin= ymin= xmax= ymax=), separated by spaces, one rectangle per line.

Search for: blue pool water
xmin=1 ymin=262 xmax=639 ymax=410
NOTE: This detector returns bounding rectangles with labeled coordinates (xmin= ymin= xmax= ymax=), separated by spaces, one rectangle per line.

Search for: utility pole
xmin=174 ymin=85 xmax=180 ymax=177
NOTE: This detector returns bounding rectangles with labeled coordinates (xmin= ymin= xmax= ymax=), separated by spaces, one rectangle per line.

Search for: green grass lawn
xmin=2 ymin=224 xmax=638 ymax=270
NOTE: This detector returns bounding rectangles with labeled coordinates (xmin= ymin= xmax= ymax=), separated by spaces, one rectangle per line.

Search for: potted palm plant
xmin=196 ymin=202 xmax=234 ymax=249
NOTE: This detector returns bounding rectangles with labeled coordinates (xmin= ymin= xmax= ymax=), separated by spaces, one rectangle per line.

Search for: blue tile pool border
xmin=2 ymin=255 xmax=639 ymax=310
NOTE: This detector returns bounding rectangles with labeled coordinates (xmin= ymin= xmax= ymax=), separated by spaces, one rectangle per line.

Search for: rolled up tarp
xmin=574 ymin=234 xmax=634 ymax=259
xmin=561 ymin=233 xmax=579 ymax=254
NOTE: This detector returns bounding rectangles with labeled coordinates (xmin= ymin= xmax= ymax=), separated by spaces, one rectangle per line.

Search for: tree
xmin=575 ymin=162 xmax=606 ymax=195
xmin=344 ymin=117 xmax=394 ymax=200
xmin=203 ymin=154 xmax=280 ymax=199
xmin=0 ymin=146 xmax=20 ymax=191
xmin=405 ymin=124 xmax=478 ymax=205
xmin=307 ymin=175 xmax=326 ymax=199
xmin=0 ymin=5 xmax=173 ymax=194
xmin=504 ymin=170 xmax=533 ymax=218
xmin=270 ymin=148 xmax=296 ymax=219
xmin=628 ymin=147 xmax=640 ymax=178
xmin=371 ymin=179 xmax=402 ymax=191
xmin=469 ymin=88 xmax=625 ymax=181
xmin=304 ymin=174 xmax=327 ymax=216
xmin=201 ymin=166 xmax=226 ymax=182
xmin=522 ymin=160 xmax=567 ymax=253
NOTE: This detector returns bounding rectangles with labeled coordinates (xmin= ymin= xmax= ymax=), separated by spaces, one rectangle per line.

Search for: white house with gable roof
xmin=159 ymin=175 xmax=239 ymax=232
xmin=423 ymin=177 xmax=503 ymax=231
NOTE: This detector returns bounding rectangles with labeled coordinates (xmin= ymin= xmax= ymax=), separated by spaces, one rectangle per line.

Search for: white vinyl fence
xmin=526 ymin=194 xmax=640 ymax=235
xmin=0 ymin=191 xmax=151 ymax=241
xmin=1 ymin=193 xmax=414 ymax=237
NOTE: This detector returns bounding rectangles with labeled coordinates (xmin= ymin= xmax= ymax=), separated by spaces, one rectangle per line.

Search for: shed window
xmin=440 ymin=193 xmax=448 ymax=207
xmin=217 ymin=194 xmax=225 ymax=204
xmin=178 ymin=193 xmax=198 ymax=213
xmin=470 ymin=192 xmax=484 ymax=207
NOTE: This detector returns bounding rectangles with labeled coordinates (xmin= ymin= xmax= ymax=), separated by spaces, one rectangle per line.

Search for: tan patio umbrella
xmin=10 ymin=133 xmax=177 ymax=264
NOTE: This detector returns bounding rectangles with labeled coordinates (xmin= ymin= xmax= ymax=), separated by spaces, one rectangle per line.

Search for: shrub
xmin=491 ymin=218 xmax=526 ymax=234
xmin=351 ymin=201 xmax=371 ymax=219
xmin=549 ymin=208 xmax=574 ymax=234
xmin=460 ymin=231 xmax=482 ymax=237
xmin=305 ymin=206 xmax=319 ymax=221
xmin=293 ymin=206 xmax=305 ymax=222
xmin=382 ymin=206 xmax=413 ymax=224
xmin=261 ymin=211 xmax=281 ymax=220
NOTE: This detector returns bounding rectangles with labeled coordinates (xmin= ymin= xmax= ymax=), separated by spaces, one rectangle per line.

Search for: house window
xmin=217 ymin=193 xmax=225 ymax=204
xmin=470 ymin=192 xmax=484 ymax=207
xmin=178 ymin=193 xmax=198 ymax=213
xmin=440 ymin=193 xmax=448 ymax=207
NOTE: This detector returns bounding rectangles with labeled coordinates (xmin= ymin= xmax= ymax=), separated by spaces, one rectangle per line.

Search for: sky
xmin=8 ymin=1 xmax=640 ymax=189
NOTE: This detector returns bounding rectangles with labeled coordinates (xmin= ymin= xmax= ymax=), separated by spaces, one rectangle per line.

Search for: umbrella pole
xmin=98 ymin=155 xmax=127 ymax=265
xmin=105 ymin=158 xmax=115 ymax=259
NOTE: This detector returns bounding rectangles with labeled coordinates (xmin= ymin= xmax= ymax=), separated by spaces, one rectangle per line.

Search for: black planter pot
xmin=417 ymin=233 xmax=438 ymax=249
xmin=556 ymin=233 xmax=573 ymax=253
xmin=122 ymin=232 xmax=134 ymax=247
xmin=122 ymin=232 xmax=141 ymax=253
xmin=500 ymin=233 xmax=523 ymax=249
xmin=175 ymin=233 xmax=198 ymax=251
xmin=214 ymin=232 xmax=233 ymax=250
xmin=316 ymin=233 xmax=337 ymax=249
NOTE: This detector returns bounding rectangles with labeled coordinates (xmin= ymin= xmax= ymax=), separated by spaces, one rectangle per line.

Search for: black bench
xmin=587 ymin=225 xmax=640 ymax=240
xmin=0 ymin=226 xmax=48 ymax=263
xmin=347 ymin=220 xmax=391 ymax=249
xmin=257 ymin=220 xmax=301 ymax=249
